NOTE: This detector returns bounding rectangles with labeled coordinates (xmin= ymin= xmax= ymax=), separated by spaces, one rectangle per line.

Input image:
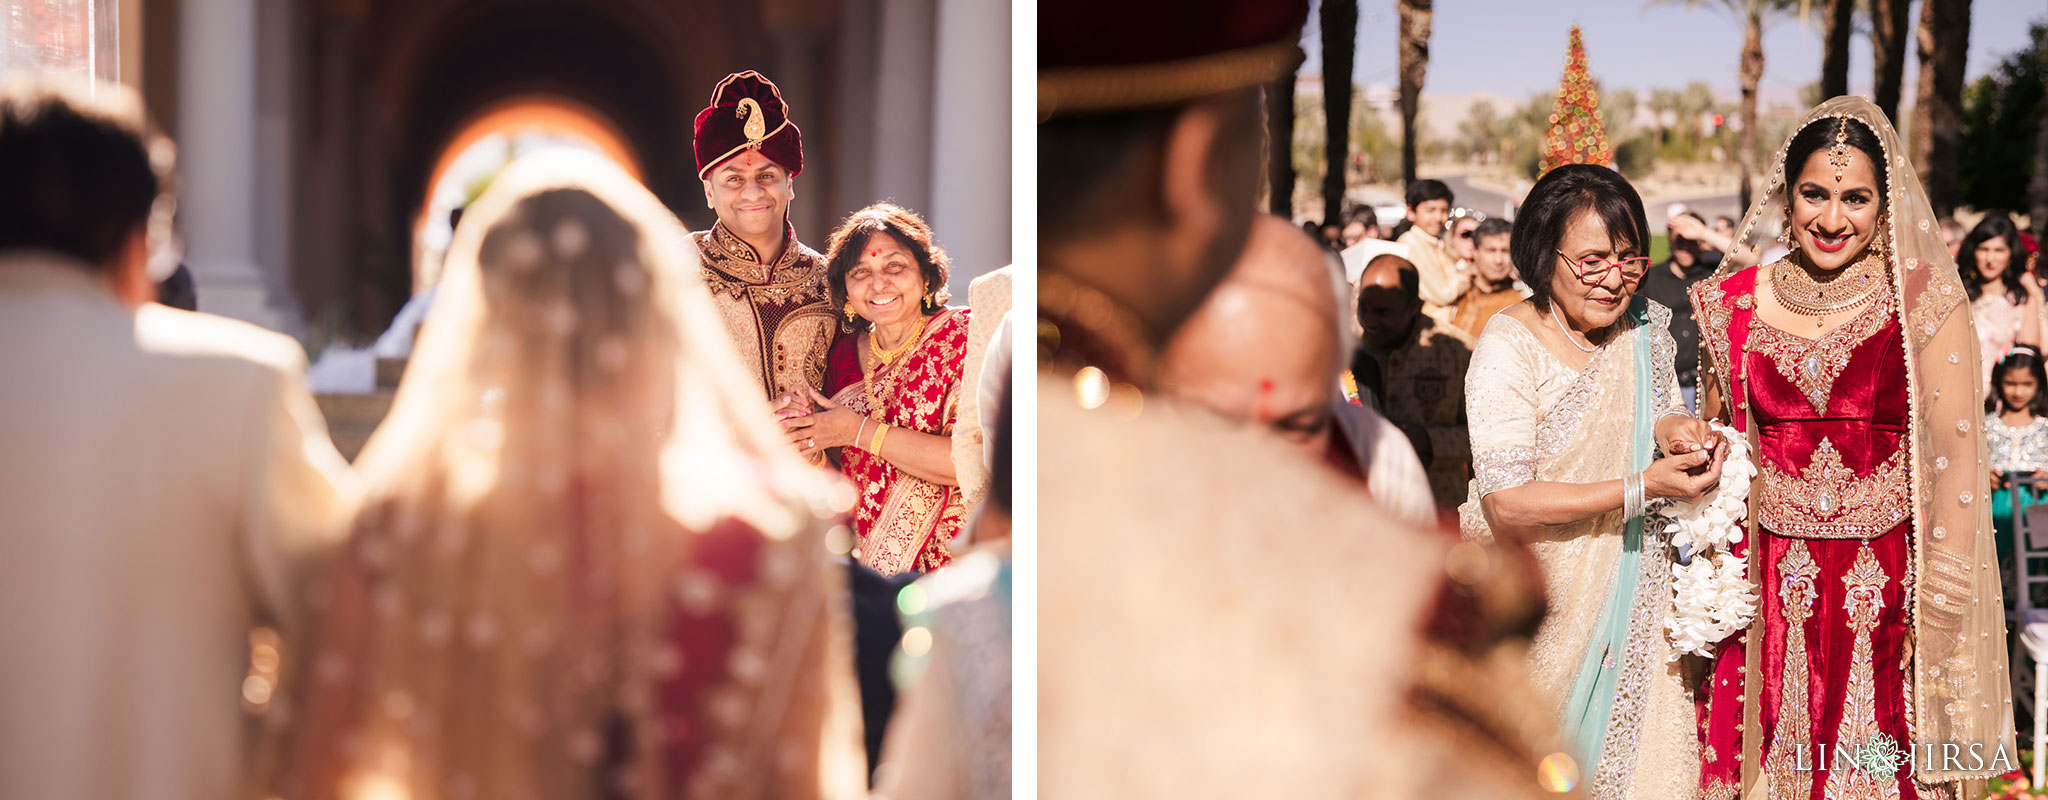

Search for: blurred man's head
xmin=1320 ymin=223 xmax=1343 ymax=251
xmin=0 ymin=77 xmax=174 ymax=305
xmin=1341 ymin=205 xmax=1379 ymax=246
xmin=1404 ymin=179 xmax=1454 ymax=237
xmin=1356 ymin=253 xmax=1422 ymax=350
xmin=1040 ymin=88 xmax=1273 ymax=358
xmin=1163 ymin=215 xmax=1345 ymax=458
xmin=1039 ymin=0 xmax=1309 ymax=383
xmin=1472 ymin=217 xmax=1514 ymax=287
xmin=1711 ymin=215 xmax=1736 ymax=240
xmin=1670 ymin=211 xmax=1707 ymax=267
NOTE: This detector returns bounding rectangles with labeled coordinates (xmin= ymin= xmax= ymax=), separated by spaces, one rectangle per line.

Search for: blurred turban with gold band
xmin=694 ymin=70 xmax=803 ymax=179
xmin=1037 ymin=1 xmax=1307 ymax=119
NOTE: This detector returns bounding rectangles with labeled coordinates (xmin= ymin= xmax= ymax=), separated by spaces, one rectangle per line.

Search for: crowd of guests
xmin=0 ymin=70 xmax=1008 ymax=800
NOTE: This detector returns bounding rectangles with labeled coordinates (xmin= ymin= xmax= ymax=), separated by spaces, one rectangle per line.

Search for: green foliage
xmin=1616 ymin=134 xmax=1661 ymax=176
xmin=1959 ymin=23 xmax=2048 ymax=213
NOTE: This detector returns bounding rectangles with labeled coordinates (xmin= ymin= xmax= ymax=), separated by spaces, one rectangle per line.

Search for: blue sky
xmin=1301 ymin=0 xmax=2047 ymax=103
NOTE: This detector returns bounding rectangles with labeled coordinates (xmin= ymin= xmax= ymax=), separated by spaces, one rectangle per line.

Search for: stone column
xmin=869 ymin=0 xmax=935 ymax=216
xmin=179 ymin=0 xmax=290 ymax=332
xmin=927 ymin=0 xmax=1009 ymax=295
xmin=771 ymin=24 xmax=829 ymax=240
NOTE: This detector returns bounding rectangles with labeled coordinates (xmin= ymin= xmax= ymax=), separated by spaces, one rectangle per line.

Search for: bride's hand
xmin=1656 ymin=415 xmax=1721 ymax=457
xmin=1644 ymin=445 xmax=1725 ymax=503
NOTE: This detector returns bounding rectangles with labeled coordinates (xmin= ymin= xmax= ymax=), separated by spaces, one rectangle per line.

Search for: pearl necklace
xmin=1549 ymin=303 xmax=1600 ymax=353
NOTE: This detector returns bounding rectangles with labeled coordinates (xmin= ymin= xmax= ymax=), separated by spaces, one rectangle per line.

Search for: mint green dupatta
xmin=1561 ymin=298 xmax=1672 ymax=795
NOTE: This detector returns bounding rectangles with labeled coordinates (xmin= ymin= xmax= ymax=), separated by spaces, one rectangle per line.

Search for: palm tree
xmin=1820 ymin=0 xmax=1855 ymax=98
xmin=1268 ymin=71 xmax=1297 ymax=217
xmin=1911 ymin=0 xmax=1974 ymax=218
xmin=1648 ymin=88 xmax=1681 ymax=145
xmin=1396 ymin=0 xmax=1433 ymax=184
xmin=1870 ymin=0 xmax=1912 ymax=121
xmin=1650 ymin=0 xmax=1812 ymax=209
xmin=1322 ymin=0 xmax=1358 ymax=225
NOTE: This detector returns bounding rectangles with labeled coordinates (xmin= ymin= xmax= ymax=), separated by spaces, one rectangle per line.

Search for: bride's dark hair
xmin=1782 ymin=116 xmax=1889 ymax=200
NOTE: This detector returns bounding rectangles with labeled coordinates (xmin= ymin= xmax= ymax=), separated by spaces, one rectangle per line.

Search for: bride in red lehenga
xmin=1689 ymin=97 xmax=2014 ymax=800
xmin=268 ymin=152 xmax=865 ymax=800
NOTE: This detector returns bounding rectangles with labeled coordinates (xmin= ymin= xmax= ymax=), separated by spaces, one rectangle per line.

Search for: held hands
xmin=1644 ymin=437 xmax=1727 ymax=504
xmin=779 ymin=386 xmax=861 ymax=460
xmin=1655 ymin=415 xmax=1725 ymax=460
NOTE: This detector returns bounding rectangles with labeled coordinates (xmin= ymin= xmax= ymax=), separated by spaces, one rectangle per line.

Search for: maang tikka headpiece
xmin=1826 ymin=119 xmax=1853 ymax=183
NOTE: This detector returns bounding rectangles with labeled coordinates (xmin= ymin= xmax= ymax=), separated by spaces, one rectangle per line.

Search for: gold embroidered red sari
xmin=826 ymin=307 xmax=971 ymax=575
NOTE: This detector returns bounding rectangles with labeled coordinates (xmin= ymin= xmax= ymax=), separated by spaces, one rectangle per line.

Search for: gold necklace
xmin=863 ymin=316 xmax=928 ymax=420
xmin=1771 ymin=252 xmax=1889 ymax=317
xmin=869 ymin=316 xmax=928 ymax=367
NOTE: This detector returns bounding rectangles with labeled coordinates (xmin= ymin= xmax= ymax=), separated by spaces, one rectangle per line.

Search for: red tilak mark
xmin=1254 ymin=378 xmax=1275 ymax=421
xmin=868 ymin=247 xmax=886 ymax=257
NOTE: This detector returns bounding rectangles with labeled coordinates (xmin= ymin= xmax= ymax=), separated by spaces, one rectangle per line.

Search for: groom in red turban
xmin=691 ymin=70 xmax=835 ymax=399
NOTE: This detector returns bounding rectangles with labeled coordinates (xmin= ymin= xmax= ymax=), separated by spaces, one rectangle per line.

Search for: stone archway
xmin=411 ymin=94 xmax=645 ymax=291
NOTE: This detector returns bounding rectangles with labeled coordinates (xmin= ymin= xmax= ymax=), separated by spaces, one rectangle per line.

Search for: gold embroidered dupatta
xmin=1698 ymin=96 xmax=2015 ymax=789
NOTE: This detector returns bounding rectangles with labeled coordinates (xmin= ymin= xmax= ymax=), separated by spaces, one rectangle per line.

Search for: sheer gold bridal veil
xmin=1709 ymin=96 xmax=2015 ymax=786
xmin=272 ymin=151 xmax=864 ymax=800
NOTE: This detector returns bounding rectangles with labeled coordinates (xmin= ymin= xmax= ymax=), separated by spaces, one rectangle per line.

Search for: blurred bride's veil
xmin=273 ymin=150 xmax=864 ymax=800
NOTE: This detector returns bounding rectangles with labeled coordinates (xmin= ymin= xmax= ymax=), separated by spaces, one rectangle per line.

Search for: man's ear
xmin=1157 ymin=102 xmax=1225 ymax=247
xmin=107 ymin=226 xmax=154 ymax=308
xmin=702 ymin=179 xmax=715 ymax=209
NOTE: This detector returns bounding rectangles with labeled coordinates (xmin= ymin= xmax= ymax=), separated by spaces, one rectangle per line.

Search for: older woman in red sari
xmin=777 ymin=203 xmax=969 ymax=575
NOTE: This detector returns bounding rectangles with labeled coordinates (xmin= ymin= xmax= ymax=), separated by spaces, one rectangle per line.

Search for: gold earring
xmin=843 ymin=306 xmax=856 ymax=321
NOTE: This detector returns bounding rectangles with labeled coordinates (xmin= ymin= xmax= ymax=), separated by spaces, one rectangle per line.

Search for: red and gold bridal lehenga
xmin=1690 ymin=97 xmax=2014 ymax=800
xmin=824 ymin=306 xmax=970 ymax=575
xmin=268 ymin=153 xmax=864 ymax=800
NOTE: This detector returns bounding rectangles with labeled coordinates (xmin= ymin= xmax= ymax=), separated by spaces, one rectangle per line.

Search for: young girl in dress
xmin=1989 ymin=346 xmax=2048 ymax=594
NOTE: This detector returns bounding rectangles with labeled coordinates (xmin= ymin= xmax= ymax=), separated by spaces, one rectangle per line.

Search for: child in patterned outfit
xmin=1988 ymin=346 xmax=2048 ymax=594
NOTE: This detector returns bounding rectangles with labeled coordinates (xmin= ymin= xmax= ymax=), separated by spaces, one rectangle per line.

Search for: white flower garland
xmin=1658 ymin=420 xmax=1761 ymax=660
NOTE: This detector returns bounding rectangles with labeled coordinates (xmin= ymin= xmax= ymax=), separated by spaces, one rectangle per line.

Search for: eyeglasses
xmin=1556 ymin=249 xmax=1652 ymax=285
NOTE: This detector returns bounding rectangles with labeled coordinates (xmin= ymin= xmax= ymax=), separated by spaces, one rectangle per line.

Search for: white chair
xmin=2008 ymin=477 xmax=2048 ymax=786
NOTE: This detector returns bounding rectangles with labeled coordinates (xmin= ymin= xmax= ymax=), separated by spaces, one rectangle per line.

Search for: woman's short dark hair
xmin=0 ymin=79 xmax=175 ymax=271
xmin=1782 ymin=116 xmax=1889 ymax=201
xmin=1510 ymin=164 xmax=1649 ymax=312
xmin=1957 ymin=212 xmax=2027 ymax=303
xmin=823 ymin=202 xmax=951 ymax=331
xmin=1989 ymin=346 xmax=2048 ymax=417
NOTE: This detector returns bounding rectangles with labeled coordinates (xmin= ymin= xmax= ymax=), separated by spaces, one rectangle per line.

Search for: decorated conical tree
xmin=1541 ymin=25 xmax=1614 ymax=174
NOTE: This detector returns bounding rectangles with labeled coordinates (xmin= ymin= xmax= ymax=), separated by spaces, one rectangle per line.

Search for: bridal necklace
xmin=1772 ymin=250 xmax=1888 ymax=318
xmin=1548 ymin=303 xmax=1600 ymax=353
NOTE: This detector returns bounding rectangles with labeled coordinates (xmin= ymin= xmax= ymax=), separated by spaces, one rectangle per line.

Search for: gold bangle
xmin=870 ymin=422 xmax=891 ymax=454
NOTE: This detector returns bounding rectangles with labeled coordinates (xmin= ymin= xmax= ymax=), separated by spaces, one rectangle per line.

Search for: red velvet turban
xmin=693 ymin=70 xmax=803 ymax=179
